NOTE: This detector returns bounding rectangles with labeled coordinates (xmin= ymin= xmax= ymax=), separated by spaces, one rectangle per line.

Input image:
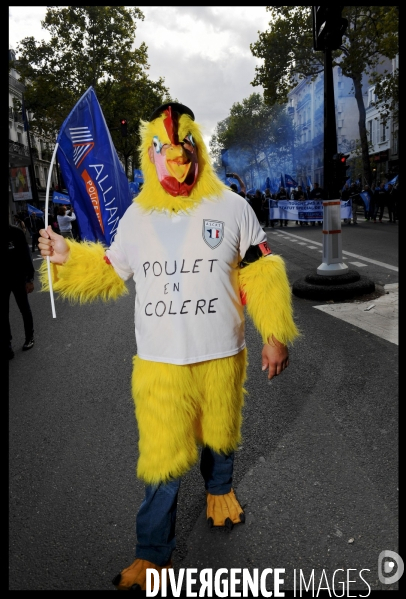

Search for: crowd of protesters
xmin=12 ymin=203 xmax=80 ymax=252
xmin=228 ymin=173 xmax=398 ymax=228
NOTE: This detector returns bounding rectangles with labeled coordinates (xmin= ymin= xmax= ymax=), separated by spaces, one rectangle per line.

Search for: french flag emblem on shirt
xmin=203 ymin=219 xmax=224 ymax=249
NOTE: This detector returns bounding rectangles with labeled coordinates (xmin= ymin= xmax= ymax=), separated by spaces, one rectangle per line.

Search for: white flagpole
xmin=44 ymin=142 xmax=59 ymax=318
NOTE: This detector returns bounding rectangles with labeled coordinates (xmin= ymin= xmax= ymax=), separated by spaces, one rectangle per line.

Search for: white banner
xmin=269 ymin=199 xmax=352 ymax=222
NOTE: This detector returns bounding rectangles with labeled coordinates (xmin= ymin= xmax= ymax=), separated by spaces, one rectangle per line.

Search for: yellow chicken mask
xmin=137 ymin=102 xmax=226 ymax=214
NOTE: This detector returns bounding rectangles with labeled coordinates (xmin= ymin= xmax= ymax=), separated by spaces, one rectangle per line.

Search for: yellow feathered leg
xmin=132 ymin=350 xmax=247 ymax=485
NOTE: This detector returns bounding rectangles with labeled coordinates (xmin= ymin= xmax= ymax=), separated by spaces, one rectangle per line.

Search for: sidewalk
xmin=314 ymin=283 xmax=398 ymax=345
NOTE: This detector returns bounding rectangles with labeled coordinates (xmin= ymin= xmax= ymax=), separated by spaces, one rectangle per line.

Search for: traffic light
xmin=120 ymin=119 xmax=128 ymax=137
xmin=333 ymin=153 xmax=350 ymax=186
xmin=312 ymin=6 xmax=348 ymax=51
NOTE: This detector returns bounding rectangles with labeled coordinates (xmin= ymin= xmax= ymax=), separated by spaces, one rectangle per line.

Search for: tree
xmin=11 ymin=6 xmax=169 ymax=176
xmin=210 ymin=93 xmax=297 ymax=189
xmin=250 ymin=6 xmax=399 ymax=186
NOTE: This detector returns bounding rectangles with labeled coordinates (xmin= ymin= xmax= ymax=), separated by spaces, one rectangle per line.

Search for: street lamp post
xmin=292 ymin=8 xmax=375 ymax=300
xmin=316 ymin=45 xmax=348 ymax=275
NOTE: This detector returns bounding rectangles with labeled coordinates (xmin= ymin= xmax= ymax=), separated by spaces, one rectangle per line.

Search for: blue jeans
xmin=135 ymin=447 xmax=234 ymax=565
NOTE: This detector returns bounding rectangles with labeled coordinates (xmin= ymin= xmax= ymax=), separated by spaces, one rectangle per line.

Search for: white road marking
xmin=268 ymin=230 xmax=398 ymax=272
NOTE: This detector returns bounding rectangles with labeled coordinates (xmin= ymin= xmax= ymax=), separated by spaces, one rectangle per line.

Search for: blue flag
xmin=133 ymin=169 xmax=144 ymax=184
xmin=52 ymin=190 xmax=71 ymax=204
xmin=359 ymin=192 xmax=370 ymax=212
xmin=285 ymin=173 xmax=297 ymax=188
xmin=221 ymin=149 xmax=229 ymax=168
xmin=56 ymin=86 xmax=132 ymax=246
xmin=27 ymin=204 xmax=44 ymax=216
xmin=307 ymin=175 xmax=313 ymax=190
xmin=263 ymin=176 xmax=272 ymax=192
xmin=272 ymin=177 xmax=279 ymax=194
xmin=129 ymin=182 xmax=139 ymax=197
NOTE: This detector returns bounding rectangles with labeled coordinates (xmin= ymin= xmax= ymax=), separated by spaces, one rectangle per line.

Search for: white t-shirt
xmin=106 ymin=190 xmax=266 ymax=364
xmin=57 ymin=212 xmax=76 ymax=232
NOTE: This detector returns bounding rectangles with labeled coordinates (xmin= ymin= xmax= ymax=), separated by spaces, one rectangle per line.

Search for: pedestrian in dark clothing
xmin=348 ymin=182 xmax=362 ymax=224
xmin=51 ymin=206 xmax=61 ymax=234
xmin=309 ymin=181 xmax=325 ymax=199
xmin=276 ymin=187 xmax=289 ymax=226
xmin=309 ymin=182 xmax=324 ymax=226
xmin=386 ymin=183 xmax=397 ymax=223
xmin=361 ymin=184 xmax=374 ymax=221
xmin=261 ymin=188 xmax=273 ymax=228
xmin=8 ymin=224 xmax=35 ymax=359
xmin=372 ymin=182 xmax=388 ymax=223
xmin=251 ymin=189 xmax=264 ymax=223
xmin=294 ymin=186 xmax=307 ymax=226
xmin=29 ymin=212 xmax=45 ymax=251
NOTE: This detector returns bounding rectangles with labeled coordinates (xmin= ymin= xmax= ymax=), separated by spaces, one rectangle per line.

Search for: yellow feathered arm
xmin=239 ymin=255 xmax=299 ymax=345
xmin=38 ymin=239 xmax=128 ymax=303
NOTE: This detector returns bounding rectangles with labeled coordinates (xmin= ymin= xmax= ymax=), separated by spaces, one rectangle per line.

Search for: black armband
xmin=240 ymin=241 xmax=272 ymax=268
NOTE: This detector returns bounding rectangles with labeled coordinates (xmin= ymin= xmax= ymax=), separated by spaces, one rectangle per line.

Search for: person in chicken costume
xmin=38 ymin=102 xmax=299 ymax=591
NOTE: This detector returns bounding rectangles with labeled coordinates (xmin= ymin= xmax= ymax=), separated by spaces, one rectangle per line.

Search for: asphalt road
xmin=8 ymin=218 xmax=398 ymax=591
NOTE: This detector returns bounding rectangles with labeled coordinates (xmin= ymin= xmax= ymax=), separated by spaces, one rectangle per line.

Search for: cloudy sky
xmin=9 ymin=6 xmax=271 ymax=146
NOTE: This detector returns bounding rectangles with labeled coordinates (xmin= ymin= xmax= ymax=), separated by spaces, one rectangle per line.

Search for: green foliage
xmin=250 ymin=6 xmax=398 ymax=185
xmin=251 ymin=6 xmax=398 ymax=104
xmin=369 ymin=68 xmax=398 ymax=123
xmin=12 ymin=6 xmax=170 ymax=174
xmin=250 ymin=7 xmax=323 ymax=106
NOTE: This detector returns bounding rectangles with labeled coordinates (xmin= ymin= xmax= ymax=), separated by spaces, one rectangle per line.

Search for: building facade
xmin=287 ymin=54 xmax=398 ymax=190
xmin=8 ymin=49 xmax=58 ymax=220
xmin=364 ymin=54 xmax=399 ymax=186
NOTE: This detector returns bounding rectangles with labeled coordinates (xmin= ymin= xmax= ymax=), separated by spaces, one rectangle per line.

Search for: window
xmin=368 ymin=88 xmax=375 ymax=106
xmin=380 ymin=120 xmax=387 ymax=143
xmin=368 ymin=119 xmax=378 ymax=145
xmin=393 ymin=129 xmax=398 ymax=154
xmin=17 ymin=132 xmax=22 ymax=144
